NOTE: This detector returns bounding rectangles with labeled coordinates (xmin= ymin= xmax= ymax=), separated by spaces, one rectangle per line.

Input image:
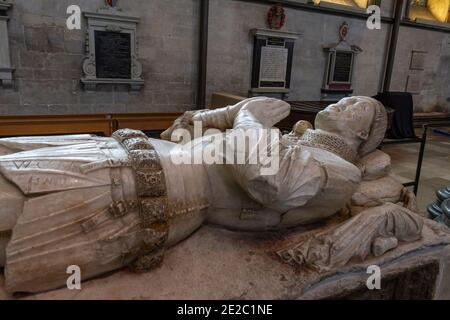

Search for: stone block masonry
xmin=1 ymin=0 xmax=449 ymax=115
xmin=0 ymin=0 xmax=199 ymax=115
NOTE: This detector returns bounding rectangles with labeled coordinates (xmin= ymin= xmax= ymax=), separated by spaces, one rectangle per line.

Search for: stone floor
xmin=0 ymin=127 xmax=449 ymax=300
xmin=382 ymin=127 xmax=450 ymax=215
xmin=2 ymin=223 xmax=450 ymax=300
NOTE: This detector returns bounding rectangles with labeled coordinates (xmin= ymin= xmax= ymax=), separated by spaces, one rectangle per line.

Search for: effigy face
xmin=315 ymin=96 xmax=376 ymax=140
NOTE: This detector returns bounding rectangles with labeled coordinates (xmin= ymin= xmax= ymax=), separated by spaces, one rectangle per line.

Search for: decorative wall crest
xmin=339 ymin=22 xmax=349 ymax=41
xmin=105 ymin=0 xmax=119 ymax=8
xmin=267 ymin=4 xmax=286 ymax=30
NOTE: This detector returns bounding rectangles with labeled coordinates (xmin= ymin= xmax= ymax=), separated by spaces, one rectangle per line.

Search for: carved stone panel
xmin=0 ymin=1 xmax=13 ymax=88
xmin=250 ymin=29 xmax=299 ymax=98
xmin=81 ymin=6 xmax=144 ymax=91
xmin=331 ymin=51 xmax=353 ymax=83
xmin=410 ymin=50 xmax=427 ymax=71
xmin=94 ymin=31 xmax=132 ymax=79
xmin=326 ymin=262 xmax=439 ymax=300
xmin=322 ymin=22 xmax=362 ymax=101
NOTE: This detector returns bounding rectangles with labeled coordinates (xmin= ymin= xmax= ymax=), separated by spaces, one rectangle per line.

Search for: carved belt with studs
xmin=112 ymin=129 xmax=168 ymax=272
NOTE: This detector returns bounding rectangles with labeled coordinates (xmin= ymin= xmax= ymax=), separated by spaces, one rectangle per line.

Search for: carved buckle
xmin=123 ymin=138 xmax=152 ymax=151
xmin=81 ymin=219 xmax=97 ymax=234
xmin=109 ymin=200 xmax=137 ymax=218
xmin=112 ymin=129 xmax=148 ymax=143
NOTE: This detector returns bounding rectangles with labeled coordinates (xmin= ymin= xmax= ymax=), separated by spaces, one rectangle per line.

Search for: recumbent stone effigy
xmin=0 ymin=96 xmax=449 ymax=297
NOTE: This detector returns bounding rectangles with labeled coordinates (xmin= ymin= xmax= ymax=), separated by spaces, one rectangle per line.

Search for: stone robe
xmin=0 ymin=116 xmax=361 ymax=293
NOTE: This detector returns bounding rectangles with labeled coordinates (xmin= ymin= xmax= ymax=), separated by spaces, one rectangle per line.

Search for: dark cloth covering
xmin=373 ymin=92 xmax=417 ymax=139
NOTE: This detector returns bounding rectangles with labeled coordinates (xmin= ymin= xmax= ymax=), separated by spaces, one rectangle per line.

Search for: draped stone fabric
xmin=0 ymin=136 xmax=144 ymax=292
xmin=278 ymin=203 xmax=424 ymax=272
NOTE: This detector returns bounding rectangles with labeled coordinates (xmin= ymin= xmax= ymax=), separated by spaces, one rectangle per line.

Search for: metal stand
xmin=381 ymin=125 xmax=428 ymax=195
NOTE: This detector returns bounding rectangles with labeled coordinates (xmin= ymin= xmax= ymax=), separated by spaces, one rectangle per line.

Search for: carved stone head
xmin=315 ymin=96 xmax=387 ymax=156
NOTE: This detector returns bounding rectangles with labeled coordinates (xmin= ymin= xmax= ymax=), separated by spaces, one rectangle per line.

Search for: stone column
xmin=0 ymin=1 xmax=13 ymax=88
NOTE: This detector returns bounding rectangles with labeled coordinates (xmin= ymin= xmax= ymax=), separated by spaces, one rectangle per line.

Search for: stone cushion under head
xmin=356 ymin=149 xmax=391 ymax=181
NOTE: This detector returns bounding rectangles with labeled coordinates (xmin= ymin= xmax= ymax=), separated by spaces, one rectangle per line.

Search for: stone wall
xmin=206 ymin=0 xmax=391 ymax=104
xmin=390 ymin=26 xmax=450 ymax=112
xmin=0 ymin=0 xmax=449 ymax=115
xmin=205 ymin=0 xmax=450 ymax=112
xmin=0 ymin=0 xmax=199 ymax=115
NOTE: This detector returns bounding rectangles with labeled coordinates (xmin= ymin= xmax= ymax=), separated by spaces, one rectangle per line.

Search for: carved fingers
xmin=240 ymin=98 xmax=291 ymax=128
xmin=400 ymin=187 xmax=419 ymax=213
xmin=191 ymin=108 xmax=234 ymax=130
xmin=161 ymin=111 xmax=200 ymax=142
xmin=191 ymin=97 xmax=271 ymax=130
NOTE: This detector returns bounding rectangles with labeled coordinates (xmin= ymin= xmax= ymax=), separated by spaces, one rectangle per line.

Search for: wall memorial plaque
xmin=95 ymin=31 xmax=131 ymax=79
xmin=332 ymin=51 xmax=353 ymax=83
xmin=260 ymin=45 xmax=289 ymax=87
xmin=410 ymin=50 xmax=427 ymax=71
xmin=250 ymin=29 xmax=299 ymax=99
xmin=81 ymin=5 xmax=143 ymax=90
xmin=0 ymin=1 xmax=14 ymax=88
xmin=322 ymin=22 xmax=362 ymax=100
